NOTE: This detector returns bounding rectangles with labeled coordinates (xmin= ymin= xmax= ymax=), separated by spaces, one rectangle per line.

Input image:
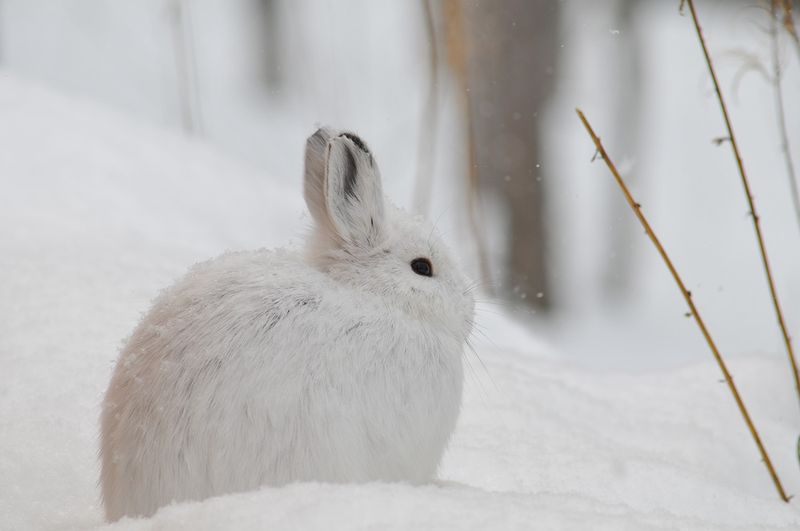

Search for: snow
xmin=2 ymin=72 xmax=800 ymax=530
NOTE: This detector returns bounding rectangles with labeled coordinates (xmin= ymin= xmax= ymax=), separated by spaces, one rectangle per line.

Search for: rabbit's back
xmin=100 ymin=248 xmax=463 ymax=520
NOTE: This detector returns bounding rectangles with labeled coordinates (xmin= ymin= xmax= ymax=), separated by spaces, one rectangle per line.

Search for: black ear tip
xmin=307 ymin=128 xmax=372 ymax=161
xmin=338 ymin=132 xmax=371 ymax=155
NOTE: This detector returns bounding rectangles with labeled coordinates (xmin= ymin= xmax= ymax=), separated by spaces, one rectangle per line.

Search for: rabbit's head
xmin=304 ymin=127 xmax=474 ymax=341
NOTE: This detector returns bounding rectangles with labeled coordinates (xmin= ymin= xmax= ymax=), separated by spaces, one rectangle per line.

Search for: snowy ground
xmin=3 ymin=73 xmax=800 ymax=530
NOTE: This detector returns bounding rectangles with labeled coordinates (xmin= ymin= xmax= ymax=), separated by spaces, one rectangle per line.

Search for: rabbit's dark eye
xmin=410 ymin=258 xmax=433 ymax=277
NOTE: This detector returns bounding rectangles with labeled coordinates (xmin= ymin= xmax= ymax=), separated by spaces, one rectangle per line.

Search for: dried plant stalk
xmin=441 ymin=0 xmax=494 ymax=295
xmin=412 ymin=0 xmax=439 ymax=216
xmin=685 ymin=0 xmax=800 ymax=407
xmin=576 ymin=108 xmax=789 ymax=503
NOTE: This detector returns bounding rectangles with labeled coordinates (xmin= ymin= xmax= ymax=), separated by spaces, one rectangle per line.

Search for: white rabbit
xmin=99 ymin=127 xmax=475 ymax=521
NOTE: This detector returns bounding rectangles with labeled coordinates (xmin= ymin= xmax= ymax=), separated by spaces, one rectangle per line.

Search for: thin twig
xmin=576 ymin=108 xmax=790 ymax=503
xmin=686 ymin=0 xmax=800 ymax=409
xmin=770 ymin=0 xmax=800 ymax=235
xmin=779 ymin=0 xmax=800 ymax=64
xmin=169 ymin=0 xmax=202 ymax=135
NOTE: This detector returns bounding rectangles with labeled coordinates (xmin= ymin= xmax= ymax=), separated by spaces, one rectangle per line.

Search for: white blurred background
xmin=2 ymin=0 xmax=799 ymax=369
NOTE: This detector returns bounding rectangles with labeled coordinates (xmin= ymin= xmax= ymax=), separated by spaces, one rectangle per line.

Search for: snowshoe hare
xmin=100 ymin=127 xmax=475 ymax=521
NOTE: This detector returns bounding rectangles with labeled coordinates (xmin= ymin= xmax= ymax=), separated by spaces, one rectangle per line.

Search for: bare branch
xmin=686 ymin=0 xmax=800 ymax=412
xmin=576 ymin=108 xmax=790 ymax=503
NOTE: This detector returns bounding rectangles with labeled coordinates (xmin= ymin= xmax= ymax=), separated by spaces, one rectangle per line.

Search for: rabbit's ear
xmin=305 ymin=128 xmax=385 ymax=249
xmin=304 ymin=126 xmax=336 ymax=230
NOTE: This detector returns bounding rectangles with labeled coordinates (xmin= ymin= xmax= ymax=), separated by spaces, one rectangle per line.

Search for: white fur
xmin=99 ymin=127 xmax=475 ymax=521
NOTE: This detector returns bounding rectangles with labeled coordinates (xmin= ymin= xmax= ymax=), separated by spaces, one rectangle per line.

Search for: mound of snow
xmin=1 ymin=72 xmax=799 ymax=530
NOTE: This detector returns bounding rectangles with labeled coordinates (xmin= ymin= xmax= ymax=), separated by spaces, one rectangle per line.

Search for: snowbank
xmin=1 ymin=72 xmax=799 ymax=530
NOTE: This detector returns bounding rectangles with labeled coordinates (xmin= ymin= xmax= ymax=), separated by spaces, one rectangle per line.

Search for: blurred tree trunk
xmin=254 ymin=0 xmax=283 ymax=90
xmin=602 ymin=0 xmax=642 ymax=299
xmin=459 ymin=0 xmax=559 ymax=309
